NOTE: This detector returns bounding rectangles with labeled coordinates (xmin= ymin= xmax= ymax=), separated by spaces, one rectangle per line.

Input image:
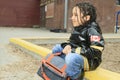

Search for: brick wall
xmin=45 ymin=0 xmax=64 ymax=29
xmin=67 ymin=0 xmax=115 ymax=33
xmin=45 ymin=0 xmax=116 ymax=33
xmin=0 ymin=0 xmax=40 ymax=27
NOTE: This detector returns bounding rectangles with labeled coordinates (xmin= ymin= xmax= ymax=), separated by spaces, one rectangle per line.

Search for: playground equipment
xmin=115 ymin=11 xmax=120 ymax=33
xmin=10 ymin=38 xmax=120 ymax=80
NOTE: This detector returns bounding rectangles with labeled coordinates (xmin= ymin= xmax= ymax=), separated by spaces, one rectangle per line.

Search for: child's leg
xmin=52 ymin=44 xmax=66 ymax=59
xmin=52 ymin=44 xmax=63 ymax=53
xmin=65 ymin=53 xmax=84 ymax=80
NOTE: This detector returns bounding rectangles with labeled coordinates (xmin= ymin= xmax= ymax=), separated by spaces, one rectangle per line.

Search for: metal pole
xmin=64 ymin=0 xmax=68 ymax=30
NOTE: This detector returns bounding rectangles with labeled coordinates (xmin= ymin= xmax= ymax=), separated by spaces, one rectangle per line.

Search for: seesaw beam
xmin=10 ymin=38 xmax=120 ymax=80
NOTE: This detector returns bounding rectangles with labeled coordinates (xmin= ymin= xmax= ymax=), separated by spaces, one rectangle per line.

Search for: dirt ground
xmin=0 ymin=42 xmax=120 ymax=80
xmin=0 ymin=44 xmax=42 ymax=80
xmin=100 ymin=42 xmax=120 ymax=73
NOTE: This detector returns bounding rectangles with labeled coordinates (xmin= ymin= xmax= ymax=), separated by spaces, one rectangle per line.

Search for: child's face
xmin=71 ymin=6 xmax=90 ymax=27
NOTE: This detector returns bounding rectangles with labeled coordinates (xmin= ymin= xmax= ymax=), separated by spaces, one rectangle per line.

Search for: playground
xmin=0 ymin=27 xmax=120 ymax=80
xmin=0 ymin=40 xmax=120 ymax=80
xmin=9 ymin=37 xmax=120 ymax=80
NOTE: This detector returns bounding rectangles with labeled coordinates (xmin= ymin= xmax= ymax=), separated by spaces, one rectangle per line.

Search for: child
xmin=52 ymin=2 xmax=105 ymax=80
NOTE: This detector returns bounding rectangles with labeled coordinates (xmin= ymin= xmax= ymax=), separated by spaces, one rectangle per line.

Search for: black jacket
xmin=62 ymin=22 xmax=104 ymax=70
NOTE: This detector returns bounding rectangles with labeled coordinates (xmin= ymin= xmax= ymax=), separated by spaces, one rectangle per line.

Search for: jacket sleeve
xmin=81 ymin=28 xmax=104 ymax=58
xmin=80 ymin=27 xmax=105 ymax=70
xmin=89 ymin=28 xmax=104 ymax=51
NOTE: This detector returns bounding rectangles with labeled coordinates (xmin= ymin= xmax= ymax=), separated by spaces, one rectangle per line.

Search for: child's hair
xmin=76 ymin=2 xmax=97 ymax=23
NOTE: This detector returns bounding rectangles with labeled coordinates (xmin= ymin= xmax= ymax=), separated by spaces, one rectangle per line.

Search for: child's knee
xmin=52 ymin=44 xmax=63 ymax=53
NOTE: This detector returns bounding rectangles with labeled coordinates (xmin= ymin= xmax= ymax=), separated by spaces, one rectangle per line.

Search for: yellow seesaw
xmin=10 ymin=38 xmax=120 ymax=80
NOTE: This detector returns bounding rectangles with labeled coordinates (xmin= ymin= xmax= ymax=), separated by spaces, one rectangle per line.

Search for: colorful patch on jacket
xmin=90 ymin=35 xmax=100 ymax=42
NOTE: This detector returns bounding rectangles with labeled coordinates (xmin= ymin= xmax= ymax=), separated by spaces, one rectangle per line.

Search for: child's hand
xmin=62 ymin=45 xmax=71 ymax=55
